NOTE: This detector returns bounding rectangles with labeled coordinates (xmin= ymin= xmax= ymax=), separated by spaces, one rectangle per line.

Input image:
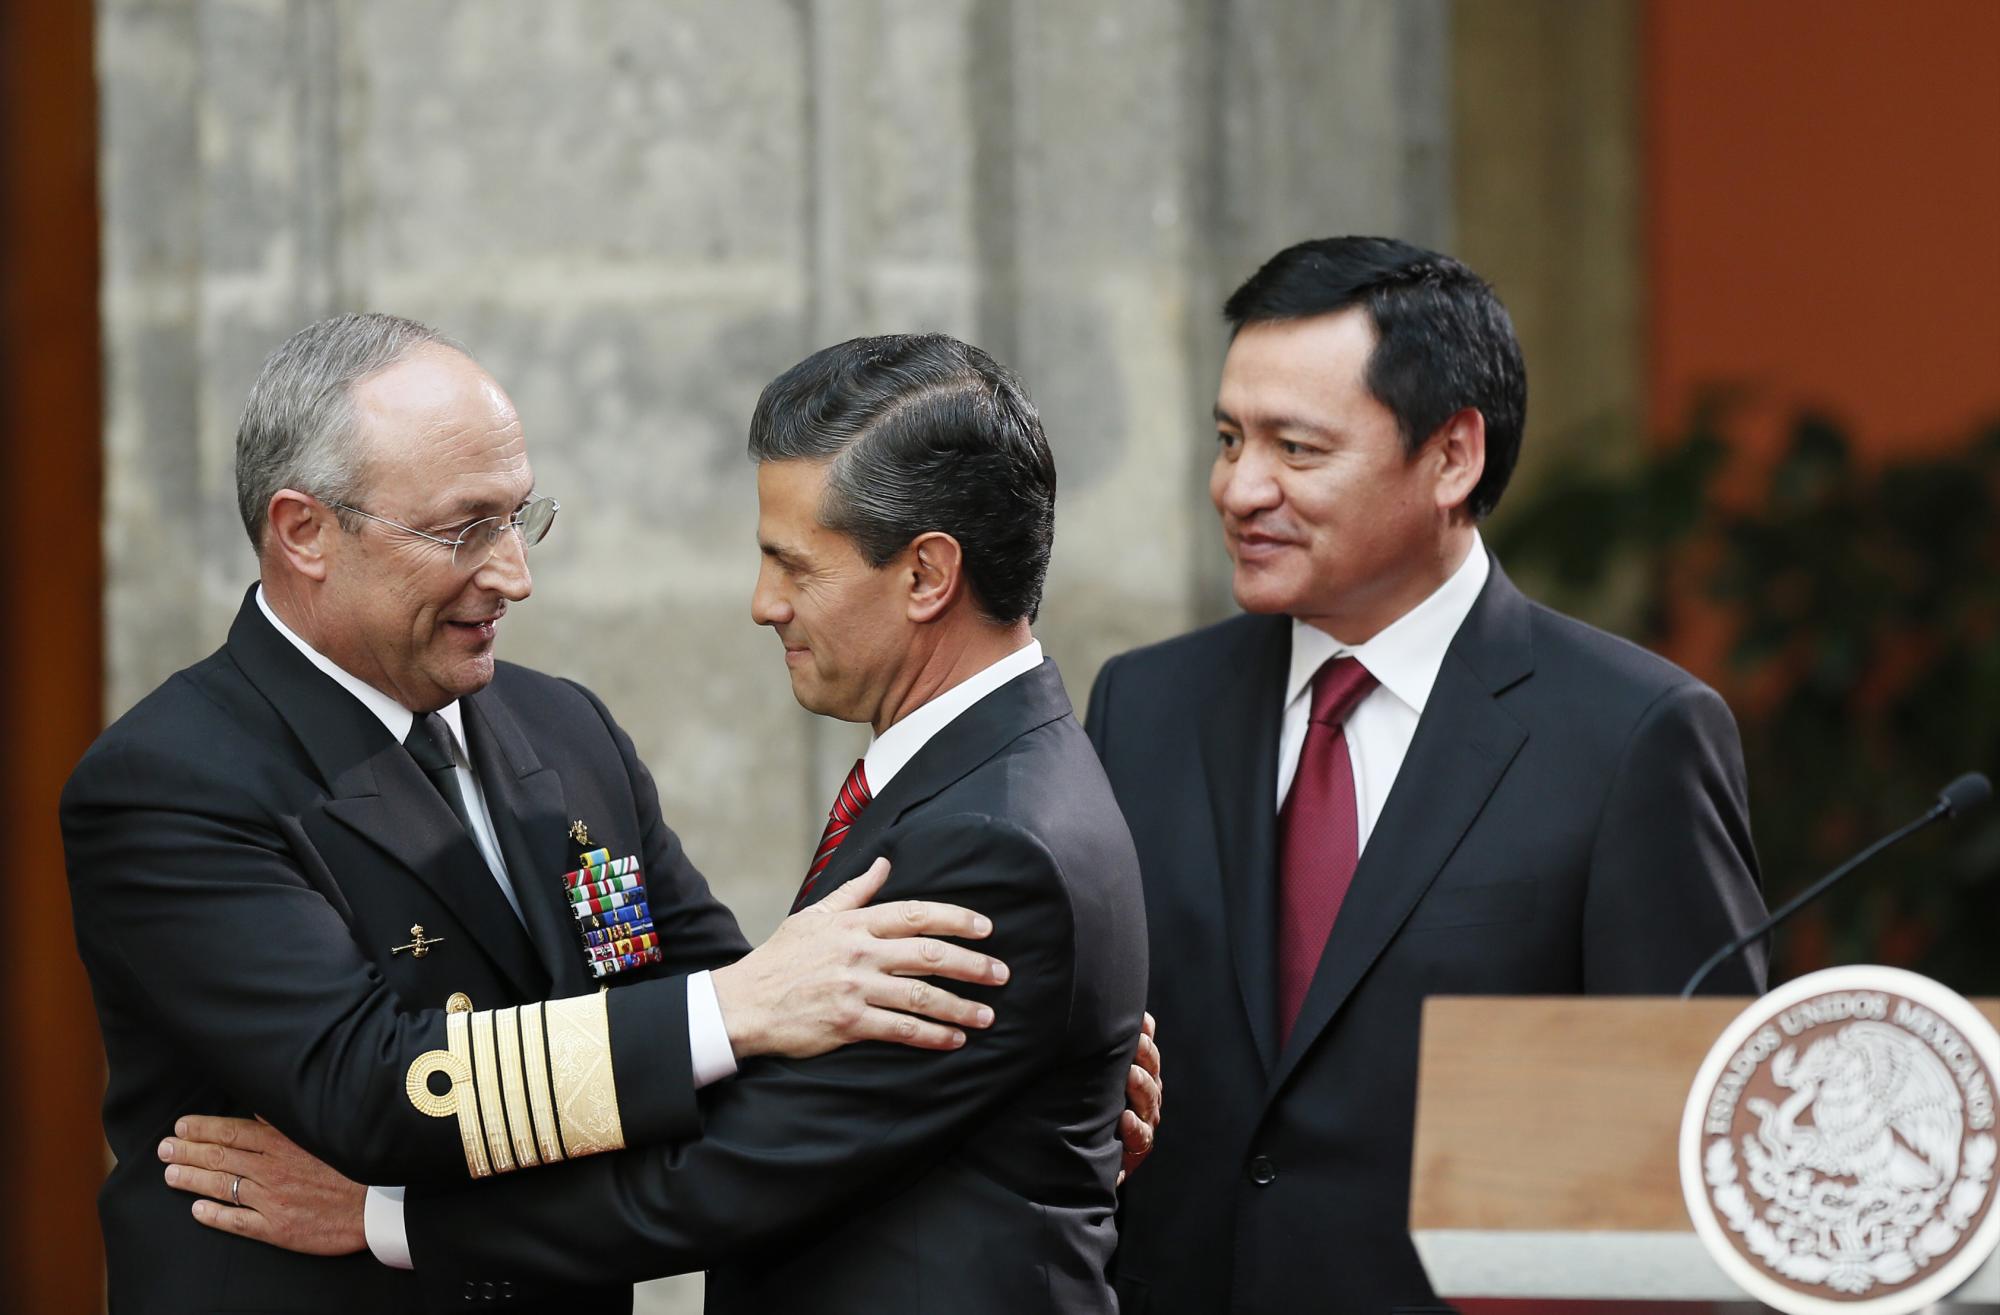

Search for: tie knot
xmin=1309 ymin=656 xmax=1377 ymax=727
xmin=832 ymin=758 xmax=872 ymax=825
xmin=404 ymin=712 xmax=458 ymax=774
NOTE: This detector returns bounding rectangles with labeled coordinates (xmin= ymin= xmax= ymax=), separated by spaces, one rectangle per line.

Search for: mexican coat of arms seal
xmin=1680 ymin=965 xmax=2000 ymax=1313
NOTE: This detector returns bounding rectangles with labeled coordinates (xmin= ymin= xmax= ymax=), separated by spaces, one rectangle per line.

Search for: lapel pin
xmin=569 ymin=819 xmax=591 ymax=846
xmin=392 ymin=924 xmax=445 ymax=959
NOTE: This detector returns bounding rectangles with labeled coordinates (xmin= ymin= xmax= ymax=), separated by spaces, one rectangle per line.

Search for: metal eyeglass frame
xmin=327 ymin=495 xmax=560 ymax=572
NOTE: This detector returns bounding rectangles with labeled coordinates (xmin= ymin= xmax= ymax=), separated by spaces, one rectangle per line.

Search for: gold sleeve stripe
xmin=518 ymin=1001 xmax=567 ymax=1164
xmin=445 ymin=1010 xmax=492 ymax=1178
xmin=544 ymin=990 xmax=626 ymax=1158
xmin=467 ymin=1009 xmax=517 ymax=1175
xmin=491 ymin=1006 xmax=541 ymax=1170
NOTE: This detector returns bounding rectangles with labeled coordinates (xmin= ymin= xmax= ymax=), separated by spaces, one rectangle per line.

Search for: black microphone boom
xmin=1678 ymin=771 xmax=1994 ymax=999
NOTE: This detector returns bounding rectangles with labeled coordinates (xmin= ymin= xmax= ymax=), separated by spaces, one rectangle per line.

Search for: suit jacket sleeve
xmin=60 ymin=696 xmax=723 ymax=1186
xmin=1583 ymin=679 xmax=1768 ymax=993
xmin=402 ymin=811 xmax=1086 ymax=1295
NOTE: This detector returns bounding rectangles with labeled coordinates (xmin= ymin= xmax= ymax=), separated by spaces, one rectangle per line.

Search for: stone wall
xmin=96 ymin=2 xmax=1450 ymax=1307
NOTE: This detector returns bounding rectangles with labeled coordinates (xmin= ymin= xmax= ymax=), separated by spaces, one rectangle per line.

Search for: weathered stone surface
xmin=95 ymin=4 xmax=1451 ymax=1310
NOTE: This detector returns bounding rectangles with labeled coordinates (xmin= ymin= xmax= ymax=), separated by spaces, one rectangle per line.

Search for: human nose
xmin=473 ymin=522 xmax=533 ymax=601
xmin=750 ymin=560 xmax=791 ymax=627
xmin=1212 ymin=442 xmax=1281 ymax=519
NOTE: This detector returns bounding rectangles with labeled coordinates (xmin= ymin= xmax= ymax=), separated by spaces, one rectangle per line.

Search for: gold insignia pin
xmin=392 ymin=924 xmax=445 ymax=959
xmin=569 ymin=819 xmax=591 ymax=845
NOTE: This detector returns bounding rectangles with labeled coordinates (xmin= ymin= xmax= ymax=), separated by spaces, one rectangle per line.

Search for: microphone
xmin=1678 ymin=771 xmax=1994 ymax=999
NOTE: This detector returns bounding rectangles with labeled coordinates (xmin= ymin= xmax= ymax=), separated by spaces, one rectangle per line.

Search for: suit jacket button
xmin=1248 ymin=1154 xmax=1277 ymax=1185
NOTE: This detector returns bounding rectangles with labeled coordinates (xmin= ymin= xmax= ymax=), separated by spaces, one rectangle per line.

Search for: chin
xmin=444 ymin=655 xmax=498 ymax=698
xmin=1231 ymin=569 xmax=1305 ymax=617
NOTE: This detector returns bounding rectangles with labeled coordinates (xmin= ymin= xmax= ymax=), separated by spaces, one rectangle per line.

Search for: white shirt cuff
xmin=364 ymin=1184 xmax=412 ymax=1269
xmin=688 ymin=968 xmax=738 ymax=1088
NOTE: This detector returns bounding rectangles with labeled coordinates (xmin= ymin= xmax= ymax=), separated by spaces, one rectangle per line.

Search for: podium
xmin=1410 ymin=997 xmax=2000 ymax=1311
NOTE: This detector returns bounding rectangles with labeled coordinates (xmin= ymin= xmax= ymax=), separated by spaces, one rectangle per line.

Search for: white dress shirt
xmin=252 ymin=590 xmax=733 ymax=1266
xmin=366 ymin=629 xmax=1044 ymax=1270
xmin=1275 ymin=536 xmax=1489 ymax=853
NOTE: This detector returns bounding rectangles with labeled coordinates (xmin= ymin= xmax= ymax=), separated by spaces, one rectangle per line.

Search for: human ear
xmin=1429 ymin=408 xmax=1487 ymax=516
xmin=267 ymin=490 xmax=334 ymax=582
xmin=905 ymin=532 xmax=964 ymax=624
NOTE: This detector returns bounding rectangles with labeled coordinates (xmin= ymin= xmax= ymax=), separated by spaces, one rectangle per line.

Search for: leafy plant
xmin=1493 ymin=401 xmax=2000 ymax=991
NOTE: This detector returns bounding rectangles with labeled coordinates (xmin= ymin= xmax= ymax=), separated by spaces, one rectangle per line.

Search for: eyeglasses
xmin=328 ymin=495 xmax=560 ymax=572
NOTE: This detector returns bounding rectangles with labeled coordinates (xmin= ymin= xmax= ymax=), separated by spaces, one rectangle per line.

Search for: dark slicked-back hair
xmin=747 ymin=334 xmax=1056 ymax=624
xmin=1223 ymin=236 xmax=1527 ymax=519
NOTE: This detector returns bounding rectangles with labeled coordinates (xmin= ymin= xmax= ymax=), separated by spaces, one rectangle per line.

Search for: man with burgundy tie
xmin=1085 ymin=237 xmax=1770 ymax=1313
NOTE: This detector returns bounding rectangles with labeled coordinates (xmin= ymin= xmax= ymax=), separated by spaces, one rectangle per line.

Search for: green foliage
xmin=1493 ymin=404 xmax=2000 ymax=991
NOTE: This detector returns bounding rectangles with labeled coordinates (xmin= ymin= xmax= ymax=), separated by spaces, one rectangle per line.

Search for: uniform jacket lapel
xmin=1197 ymin=615 xmax=1291 ymax=1075
xmin=1265 ymin=561 xmax=1534 ymax=1099
xmin=224 ymin=588 xmax=550 ymax=998
xmin=462 ymin=688 xmax=584 ymax=992
xmin=797 ymin=661 xmax=1075 ymax=903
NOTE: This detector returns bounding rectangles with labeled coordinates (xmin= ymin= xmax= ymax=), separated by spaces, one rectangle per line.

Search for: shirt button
xmin=1248 ymin=1155 xmax=1277 ymax=1185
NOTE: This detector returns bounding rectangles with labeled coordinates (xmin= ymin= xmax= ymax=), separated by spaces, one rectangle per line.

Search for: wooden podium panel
xmin=1410 ymin=997 xmax=2000 ymax=1308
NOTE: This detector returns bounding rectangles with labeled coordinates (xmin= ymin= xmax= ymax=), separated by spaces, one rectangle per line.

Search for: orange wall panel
xmin=1646 ymin=0 xmax=2000 ymax=455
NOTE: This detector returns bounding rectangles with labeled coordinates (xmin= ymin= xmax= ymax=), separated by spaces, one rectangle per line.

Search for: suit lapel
xmin=224 ymin=588 xmax=550 ymax=999
xmin=463 ymin=688 xmax=584 ymax=991
xmin=1198 ymin=616 xmax=1291 ymax=1074
xmin=799 ymin=661 xmax=1074 ymax=903
xmin=1265 ymin=562 xmax=1535 ymax=1098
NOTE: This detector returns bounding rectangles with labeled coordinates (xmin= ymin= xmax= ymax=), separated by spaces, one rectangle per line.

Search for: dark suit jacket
xmin=62 ymin=588 xmax=750 ymax=1314
xmin=1084 ymin=561 xmax=1768 ymax=1315
xmin=399 ymin=660 xmax=1149 ymax=1314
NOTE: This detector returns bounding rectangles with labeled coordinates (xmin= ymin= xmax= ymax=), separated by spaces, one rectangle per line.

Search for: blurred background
xmin=3 ymin=0 xmax=1995 ymax=1308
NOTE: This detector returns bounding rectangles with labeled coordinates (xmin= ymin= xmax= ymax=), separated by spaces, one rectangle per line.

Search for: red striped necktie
xmin=793 ymin=758 xmax=872 ymax=912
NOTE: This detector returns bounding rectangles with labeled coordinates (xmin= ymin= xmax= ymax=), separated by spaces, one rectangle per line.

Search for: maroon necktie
xmin=1275 ymin=656 xmax=1378 ymax=1046
xmin=793 ymin=758 xmax=872 ymax=912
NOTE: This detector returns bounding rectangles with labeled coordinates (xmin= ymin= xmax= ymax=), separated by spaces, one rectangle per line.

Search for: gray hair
xmin=233 ymin=312 xmax=464 ymax=552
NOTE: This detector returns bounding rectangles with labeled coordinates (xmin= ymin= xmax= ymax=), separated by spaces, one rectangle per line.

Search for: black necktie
xmin=405 ymin=712 xmax=476 ymax=836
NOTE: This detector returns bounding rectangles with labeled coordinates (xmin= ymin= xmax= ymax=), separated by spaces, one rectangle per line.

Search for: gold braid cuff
xmin=405 ymin=995 xmax=622 ymax=1175
xmin=544 ymin=990 xmax=626 ymax=1158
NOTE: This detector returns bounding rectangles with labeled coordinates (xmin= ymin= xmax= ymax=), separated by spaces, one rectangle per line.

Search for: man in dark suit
xmin=152 ymin=333 xmax=1151 ymax=1312
xmin=1085 ymin=237 xmax=1770 ymax=1314
xmin=62 ymin=315 xmax=1034 ymax=1313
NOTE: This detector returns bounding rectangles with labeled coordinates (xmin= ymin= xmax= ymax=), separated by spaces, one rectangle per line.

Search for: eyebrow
xmin=759 ymin=540 xmax=806 ymax=569
xmin=1212 ymin=405 xmax=1337 ymax=441
xmin=428 ymin=487 xmax=535 ymax=527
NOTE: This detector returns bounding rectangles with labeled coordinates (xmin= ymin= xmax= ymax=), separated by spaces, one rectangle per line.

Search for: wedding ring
xmin=230 ymin=1174 xmax=243 ymax=1207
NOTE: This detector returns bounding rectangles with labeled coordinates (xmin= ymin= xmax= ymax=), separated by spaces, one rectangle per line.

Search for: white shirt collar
xmin=1284 ymin=533 xmax=1490 ymax=717
xmin=863 ymin=640 xmax=1045 ymax=794
xmin=255 ymin=585 xmax=470 ymax=759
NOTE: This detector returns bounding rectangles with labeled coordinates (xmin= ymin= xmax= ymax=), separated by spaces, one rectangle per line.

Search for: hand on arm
xmin=710 ymin=857 xmax=1010 ymax=1059
xmin=159 ymin=1116 xmax=365 ymax=1255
